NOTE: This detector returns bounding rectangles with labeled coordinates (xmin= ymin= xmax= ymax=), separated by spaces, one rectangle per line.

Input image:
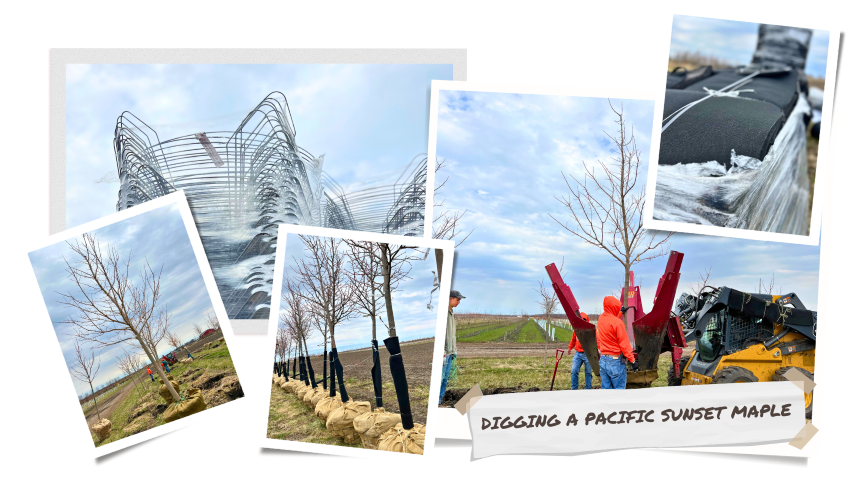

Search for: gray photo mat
xmin=51 ymin=48 xmax=466 ymax=334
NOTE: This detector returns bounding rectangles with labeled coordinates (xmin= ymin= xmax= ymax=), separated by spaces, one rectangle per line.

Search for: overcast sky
xmin=277 ymin=233 xmax=440 ymax=355
xmin=669 ymin=15 xmax=831 ymax=78
xmin=65 ymin=63 xmax=453 ymax=229
xmin=30 ymin=203 xmax=216 ymax=396
xmin=434 ymin=89 xmax=821 ymax=316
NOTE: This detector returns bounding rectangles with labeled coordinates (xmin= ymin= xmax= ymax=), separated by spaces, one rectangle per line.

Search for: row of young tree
xmin=273 ymin=236 xmax=428 ymax=429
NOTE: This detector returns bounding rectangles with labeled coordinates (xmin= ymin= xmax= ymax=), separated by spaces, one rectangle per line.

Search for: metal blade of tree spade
xmin=332 ymin=348 xmax=349 ymax=402
xmin=371 ymin=339 xmax=383 ymax=408
xmin=384 ymin=336 xmax=413 ymax=429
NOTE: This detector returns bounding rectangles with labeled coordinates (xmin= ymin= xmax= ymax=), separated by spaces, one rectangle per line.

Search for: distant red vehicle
xmin=201 ymin=328 xmax=216 ymax=338
xmin=161 ymin=351 xmax=179 ymax=366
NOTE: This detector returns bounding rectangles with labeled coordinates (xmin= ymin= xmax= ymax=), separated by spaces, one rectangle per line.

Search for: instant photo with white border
xmin=643 ymin=14 xmax=840 ymax=246
xmin=259 ymin=223 xmax=454 ymax=459
xmin=425 ymin=80 xmax=816 ymax=459
xmin=26 ymin=191 xmax=248 ymax=459
xmin=51 ymin=48 xmax=466 ymax=335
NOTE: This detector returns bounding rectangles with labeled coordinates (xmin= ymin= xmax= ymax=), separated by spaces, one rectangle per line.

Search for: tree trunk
xmin=137 ymin=333 xmax=179 ymax=401
xmin=435 ymin=248 xmax=444 ymax=282
xmin=88 ymin=381 xmax=101 ymax=420
xmin=380 ymin=244 xmax=396 ymax=337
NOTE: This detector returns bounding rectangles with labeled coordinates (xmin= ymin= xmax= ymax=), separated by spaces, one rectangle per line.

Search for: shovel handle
xmin=555 ymin=348 xmax=564 ymax=360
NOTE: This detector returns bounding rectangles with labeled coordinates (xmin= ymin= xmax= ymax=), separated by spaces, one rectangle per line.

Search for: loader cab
xmin=695 ymin=308 xmax=776 ymax=363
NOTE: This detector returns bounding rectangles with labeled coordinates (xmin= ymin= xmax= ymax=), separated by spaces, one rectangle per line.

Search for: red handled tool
xmin=550 ymin=349 xmax=565 ymax=391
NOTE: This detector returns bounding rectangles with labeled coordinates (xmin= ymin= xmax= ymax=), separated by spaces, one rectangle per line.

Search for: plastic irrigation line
xmin=332 ymin=348 xmax=349 ymax=402
xmin=653 ymin=94 xmax=811 ymax=235
xmin=384 ymin=336 xmax=414 ymax=430
xmin=371 ymin=339 xmax=384 ymax=408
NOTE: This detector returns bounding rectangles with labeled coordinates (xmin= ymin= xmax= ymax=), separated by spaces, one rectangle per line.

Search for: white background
xmin=1 ymin=1 xmax=848 ymax=478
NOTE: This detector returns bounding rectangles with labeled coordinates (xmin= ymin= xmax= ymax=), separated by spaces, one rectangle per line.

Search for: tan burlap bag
xmin=377 ymin=423 xmax=426 ymax=455
xmin=353 ymin=408 xmax=403 ymax=450
xmin=327 ymin=400 xmax=372 ymax=444
xmin=92 ymin=418 xmax=112 ymax=441
xmin=296 ymin=384 xmax=313 ymax=401
xmin=284 ymin=380 xmax=301 ymax=394
xmin=158 ymin=380 xmax=181 ymax=403
xmin=302 ymin=387 xmax=317 ymax=406
xmin=310 ymin=387 xmax=329 ymax=409
xmin=219 ymin=375 xmax=241 ymax=397
xmin=163 ymin=388 xmax=206 ymax=423
xmin=157 ymin=373 xmax=176 ymax=384
xmin=315 ymin=394 xmax=343 ymax=421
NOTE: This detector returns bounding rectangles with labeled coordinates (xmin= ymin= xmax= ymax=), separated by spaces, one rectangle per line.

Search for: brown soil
xmin=84 ymin=376 xmax=145 ymax=429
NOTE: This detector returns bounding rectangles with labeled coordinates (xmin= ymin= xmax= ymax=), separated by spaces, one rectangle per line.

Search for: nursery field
xmin=267 ymin=339 xmax=435 ymax=443
xmin=86 ymin=338 xmax=243 ymax=446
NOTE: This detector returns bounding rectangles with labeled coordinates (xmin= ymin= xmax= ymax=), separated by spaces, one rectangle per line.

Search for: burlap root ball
xmin=353 ymin=408 xmax=403 ymax=450
xmin=302 ymin=387 xmax=317 ymax=406
xmin=219 ymin=375 xmax=241 ymax=397
xmin=326 ymin=400 xmax=372 ymax=444
xmin=310 ymin=387 xmax=329 ymax=409
xmin=315 ymin=394 xmax=343 ymax=421
xmin=158 ymin=380 xmax=182 ymax=403
xmin=296 ymin=384 xmax=313 ymax=401
xmin=163 ymin=388 xmax=206 ymax=423
xmin=92 ymin=418 xmax=112 ymax=441
xmin=377 ymin=423 xmax=426 ymax=455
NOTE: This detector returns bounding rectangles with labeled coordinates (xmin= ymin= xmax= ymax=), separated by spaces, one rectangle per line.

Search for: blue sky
xmin=278 ymin=233 xmax=440 ymax=354
xmin=65 ymin=63 xmax=453 ymax=229
xmin=434 ymin=90 xmax=821 ymax=316
xmin=670 ymin=15 xmax=831 ymax=78
xmin=30 ymin=204 xmax=217 ymax=396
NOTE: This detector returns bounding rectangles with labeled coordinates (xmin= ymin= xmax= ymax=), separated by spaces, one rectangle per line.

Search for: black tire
xmin=667 ymin=354 xmax=691 ymax=386
xmin=771 ymin=366 xmax=814 ymax=419
xmin=711 ymin=366 xmax=759 ymax=384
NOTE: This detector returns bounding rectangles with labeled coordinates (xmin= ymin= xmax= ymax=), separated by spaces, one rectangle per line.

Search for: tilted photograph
xmin=28 ymin=194 xmax=245 ymax=455
xmin=265 ymin=228 xmax=452 ymax=456
xmin=651 ymin=15 xmax=836 ymax=238
xmin=428 ymin=83 xmax=816 ymax=420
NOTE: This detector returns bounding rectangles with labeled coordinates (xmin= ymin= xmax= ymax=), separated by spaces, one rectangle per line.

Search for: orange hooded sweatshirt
xmin=596 ymin=296 xmax=635 ymax=362
xmin=567 ymin=312 xmax=590 ymax=353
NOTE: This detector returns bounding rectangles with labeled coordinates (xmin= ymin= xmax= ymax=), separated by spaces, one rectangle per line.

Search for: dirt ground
xmin=84 ymin=374 xmax=143 ymax=428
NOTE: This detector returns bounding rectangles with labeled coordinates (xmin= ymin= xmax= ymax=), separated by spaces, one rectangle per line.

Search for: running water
xmin=652 ymin=94 xmax=811 ymax=235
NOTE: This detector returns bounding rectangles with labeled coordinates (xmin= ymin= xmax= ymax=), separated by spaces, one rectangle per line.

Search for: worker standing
xmin=439 ymin=290 xmax=465 ymax=405
xmin=147 ymin=366 xmax=154 ymax=382
xmin=161 ymin=360 xmax=171 ymax=374
xmin=597 ymin=296 xmax=638 ymax=389
xmin=184 ymin=346 xmax=194 ymax=360
xmin=568 ymin=312 xmax=593 ymax=390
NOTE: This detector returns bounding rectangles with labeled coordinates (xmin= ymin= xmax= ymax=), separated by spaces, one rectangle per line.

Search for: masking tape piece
xmin=788 ymin=422 xmax=818 ymax=450
xmin=783 ymin=368 xmax=816 ymax=394
xmin=455 ymin=383 xmax=483 ymax=416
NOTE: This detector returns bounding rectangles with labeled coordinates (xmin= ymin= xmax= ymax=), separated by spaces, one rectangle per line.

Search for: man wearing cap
xmin=567 ymin=312 xmax=593 ymax=390
xmin=597 ymin=296 xmax=639 ymax=389
xmin=439 ymin=290 xmax=465 ymax=405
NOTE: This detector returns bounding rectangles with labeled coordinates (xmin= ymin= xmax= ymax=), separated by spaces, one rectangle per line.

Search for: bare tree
xmin=165 ymin=331 xmax=183 ymax=353
xmin=205 ymin=312 xmax=220 ymax=331
xmin=690 ymin=268 xmax=714 ymax=296
xmin=116 ymin=349 xmax=144 ymax=398
xmin=432 ymin=158 xmax=473 ymax=279
xmin=551 ymin=101 xmax=673 ymax=329
xmin=57 ymin=233 xmax=180 ymax=401
xmin=137 ymin=307 xmax=172 ymax=360
xmin=757 ymin=273 xmax=780 ymax=295
xmin=281 ymin=277 xmax=317 ymax=387
xmin=192 ymin=323 xmax=205 ymax=339
xmin=69 ymin=339 xmax=102 ymax=420
xmin=536 ymin=259 xmax=563 ymax=365
xmin=377 ymin=243 xmax=420 ymax=338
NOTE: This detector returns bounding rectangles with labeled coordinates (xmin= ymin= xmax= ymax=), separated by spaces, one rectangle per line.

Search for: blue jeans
xmin=599 ymin=355 xmax=627 ymax=389
xmin=571 ymin=352 xmax=593 ymax=390
xmin=163 ymin=364 xmax=171 ymax=373
xmin=149 ymin=374 xmax=154 ymax=381
xmin=439 ymin=354 xmax=456 ymax=404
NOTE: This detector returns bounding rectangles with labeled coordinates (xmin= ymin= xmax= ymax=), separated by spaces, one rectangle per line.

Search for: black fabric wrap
xmin=332 ymin=348 xmax=349 ymax=402
xmin=726 ymin=289 xmax=816 ymax=330
xmin=291 ymin=357 xmax=296 ymax=379
xmin=384 ymin=336 xmax=414 ymax=429
xmin=283 ymin=362 xmax=288 ymax=381
xmin=322 ymin=350 xmax=328 ymax=390
xmin=371 ymin=339 xmax=383 ymax=408
xmin=300 ymin=355 xmax=308 ymax=385
xmin=666 ymin=70 xmax=687 ymax=89
xmin=329 ymin=349 xmax=337 ymax=397
xmin=306 ymin=355 xmax=317 ymax=388
xmin=685 ymin=69 xmax=800 ymax=118
xmin=663 ymin=90 xmax=709 ymax=119
xmin=659 ymin=95 xmax=784 ymax=169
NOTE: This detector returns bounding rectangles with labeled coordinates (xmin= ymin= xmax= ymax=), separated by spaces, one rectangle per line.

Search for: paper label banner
xmin=468 ymin=382 xmax=805 ymax=459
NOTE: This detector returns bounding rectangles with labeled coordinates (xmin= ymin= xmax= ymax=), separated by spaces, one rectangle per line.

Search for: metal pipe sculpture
xmin=114 ymin=92 xmax=427 ymax=318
